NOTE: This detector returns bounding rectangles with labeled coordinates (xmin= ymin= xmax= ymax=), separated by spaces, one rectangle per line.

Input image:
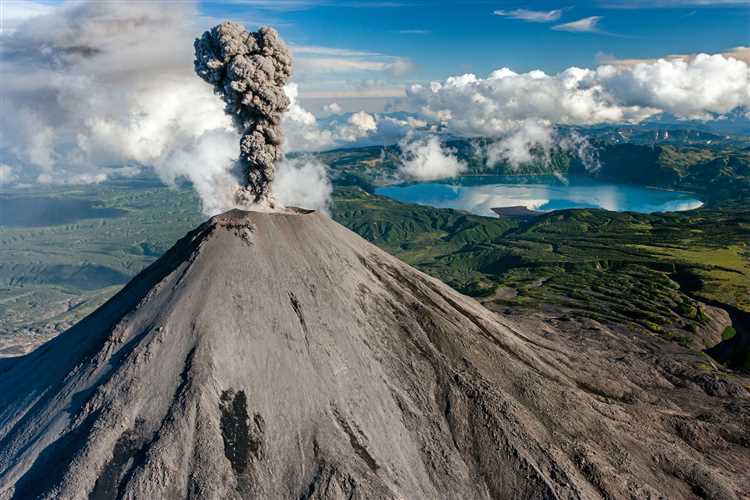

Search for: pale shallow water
xmin=375 ymin=176 xmax=703 ymax=217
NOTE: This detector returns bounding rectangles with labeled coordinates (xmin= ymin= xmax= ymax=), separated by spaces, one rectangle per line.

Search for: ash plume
xmin=194 ymin=22 xmax=292 ymax=205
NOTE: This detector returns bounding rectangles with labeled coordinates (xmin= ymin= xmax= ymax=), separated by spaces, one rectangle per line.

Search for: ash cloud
xmin=194 ymin=22 xmax=293 ymax=206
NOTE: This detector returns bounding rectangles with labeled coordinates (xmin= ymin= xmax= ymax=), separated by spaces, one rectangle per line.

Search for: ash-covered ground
xmin=0 ymin=209 xmax=747 ymax=499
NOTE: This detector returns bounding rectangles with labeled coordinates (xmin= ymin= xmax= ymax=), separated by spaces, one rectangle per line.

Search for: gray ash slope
xmin=0 ymin=210 xmax=748 ymax=499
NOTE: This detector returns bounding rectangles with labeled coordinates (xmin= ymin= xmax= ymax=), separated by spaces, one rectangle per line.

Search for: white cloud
xmin=384 ymin=58 xmax=415 ymax=77
xmin=399 ymin=135 xmax=466 ymax=180
xmin=0 ymin=164 xmax=18 ymax=185
xmin=598 ymin=46 xmax=750 ymax=66
xmin=154 ymin=129 xmax=240 ymax=216
xmin=406 ymin=52 xmax=747 ymax=171
xmin=323 ymin=102 xmax=342 ymax=114
xmin=337 ymin=111 xmax=378 ymax=141
xmin=297 ymin=84 xmax=406 ymax=99
xmin=273 ymin=157 xmax=332 ymax=213
xmin=282 ymin=83 xmax=415 ymax=151
xmin=408 ymin=68 xmax=638 ymax=137
xmin=283 ymin=84 xmax=377 ymax=151
xmin=291 ymin=43 xmax=413 ymax=78
xmin=600 ymin=0 xmax=750 ymax=7
xmin=291 ymin=45 xmax=381 ymax=57
xmin=553 ymin=16 xmax=603 ymax=32
xmin=485 ymin=121 xmax=556 ymax=167
xmin=282 ymin=83 xmax=336 ymax=151
xmin=2 ymin=1 xmax=359 ymax=212
xmin=0 ymin=0 xmax=54 ymax=33
xmin=296 ymin=57 xmax=413 ymax=76
xmin=482 ymin=122 xmax=599 ymax=173
xmin=493 ymin=9 xmax=562 ymax=22
xmin=407 ymin=52 xmax=750 ymax=134
xmin=0 ymin=1 xmax=244 ymax=214
xmin=602 ymin=53 xmax=750 ymax=119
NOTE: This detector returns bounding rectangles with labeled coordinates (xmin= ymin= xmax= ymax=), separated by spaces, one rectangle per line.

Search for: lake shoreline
xmin=375 ymin=175 xmax=704 ymax=217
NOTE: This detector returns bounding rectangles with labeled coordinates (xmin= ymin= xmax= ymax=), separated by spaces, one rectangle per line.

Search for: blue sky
xmin=198 ymin=0 xmax=750 ymax=84
xmin=6 ymin=0 xmax=748 ymax=106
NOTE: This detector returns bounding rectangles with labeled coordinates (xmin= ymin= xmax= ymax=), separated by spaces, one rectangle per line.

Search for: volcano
xmin=0 ymin=210 xmax=747 ymax=499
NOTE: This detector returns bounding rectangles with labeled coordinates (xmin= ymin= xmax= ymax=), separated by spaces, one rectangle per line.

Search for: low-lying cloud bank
xmin=479 ymin=123 xmax=600 ymax=173
xmin=287 ymin=51 xmax=748 ymax=172
xmin=407 ymin=54 xmax=749 ymax=132
xmin=402 ymin=53 xmax=748 ymax=171
xmin=398 ymin=135 xmax=466 ymax=180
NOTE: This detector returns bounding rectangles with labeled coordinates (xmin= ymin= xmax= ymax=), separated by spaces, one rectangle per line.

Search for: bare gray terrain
xmin=0 ymin=210 xmax=747 ymax=499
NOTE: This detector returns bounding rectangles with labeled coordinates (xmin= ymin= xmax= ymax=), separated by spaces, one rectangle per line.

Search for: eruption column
xmin=194 ymin=22 xmax=292 ymax=205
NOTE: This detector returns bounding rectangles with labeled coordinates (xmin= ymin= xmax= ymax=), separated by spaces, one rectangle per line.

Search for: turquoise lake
xmin=375 ymin=176 xmax=703 ymax=217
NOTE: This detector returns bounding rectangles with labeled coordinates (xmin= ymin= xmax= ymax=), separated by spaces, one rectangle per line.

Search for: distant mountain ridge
xmin=314 ymin=131 xmax=750 ymax=206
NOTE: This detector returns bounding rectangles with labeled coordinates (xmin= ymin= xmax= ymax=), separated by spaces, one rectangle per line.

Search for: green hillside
xmin=331 ymin=187 xmax=750 ymax=369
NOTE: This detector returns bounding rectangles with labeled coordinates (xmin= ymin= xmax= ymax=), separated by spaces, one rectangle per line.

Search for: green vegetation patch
xmin=332 ymin=186 xmax=750 ymax=352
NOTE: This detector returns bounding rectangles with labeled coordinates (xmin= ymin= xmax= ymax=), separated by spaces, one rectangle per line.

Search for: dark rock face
xmin=0 ymin=210 xmax=747 ymax=499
